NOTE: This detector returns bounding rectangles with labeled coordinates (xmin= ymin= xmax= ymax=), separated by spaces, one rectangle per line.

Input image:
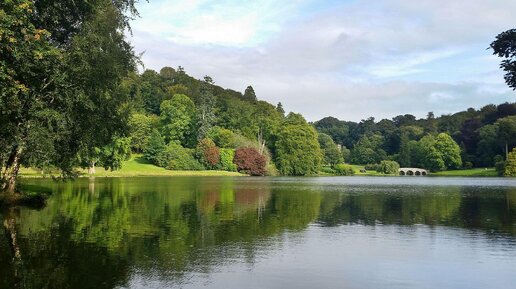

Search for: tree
xmin=0 ymin=0 xmax=138 ymax=196
xmin=160 ymin=94 xmax=196 ymax=145
xmin=129 ymin=113 xmax=158 ymax=152
xmin=276 ymin=102 xmax=285 ymax=115
xmin=275 ymin=113 xmax=322 ymax=175
xmin=197 ymin=76 xmax=216 ymax=140
xmin=243 ymin=85 xmax=257 ymax=101
xmin=497 ymin=116 xmax=516 ymax=159
xmin=350 ymin=134 xmax=387 ymax=165
xmin=504 ymin=148 xmax=516 ymax=176
xmin=435 ymin=133 xmax=462 ymax=169
xmin=195 ymin=138 xmax=220 ymax=169
xmin=377 ymin=160 xmax=400 ymax=175
xmin=490 ymin=29 xmax=516 ymax=90
xmin=143 ymin=130 xmax=166 ymax=164
xmin=318 ymin=133 xmax=343 ymax=167
xmin=234 ymin=147 xmax=267 ymax=176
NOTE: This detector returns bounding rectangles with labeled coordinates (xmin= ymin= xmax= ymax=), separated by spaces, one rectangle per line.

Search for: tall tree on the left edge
xmin=0 ymin=0 xmax=139 ymax=197
xmin=491 ymin=29 xmax=516 ymax=90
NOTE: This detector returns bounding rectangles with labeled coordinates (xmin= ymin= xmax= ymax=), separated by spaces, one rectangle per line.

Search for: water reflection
xmin=1 ymin=177 xmax=516 ymax=288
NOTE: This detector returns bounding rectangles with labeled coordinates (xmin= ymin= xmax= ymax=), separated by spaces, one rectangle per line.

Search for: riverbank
xmin=19 ymin=155 xmax=245 ymax=178
xmin=348 ymin=165 xmax=498 ymax=177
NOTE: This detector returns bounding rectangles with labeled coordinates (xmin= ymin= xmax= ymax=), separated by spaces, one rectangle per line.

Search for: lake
xmin=1 ymin=176 xmax=516 ymax=289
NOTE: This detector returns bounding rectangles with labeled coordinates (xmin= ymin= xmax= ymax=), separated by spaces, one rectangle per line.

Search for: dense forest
xmin=314 ymin=102 xmax=516 ymax=171
xmin=1 ymin=0 xmax=516 ymax=199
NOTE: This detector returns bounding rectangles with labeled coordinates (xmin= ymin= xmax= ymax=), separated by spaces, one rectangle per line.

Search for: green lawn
xmin=432 ymin=168 xmax=498 ymax=177
xmin=19 ymin=154 xmax=244 ymax=178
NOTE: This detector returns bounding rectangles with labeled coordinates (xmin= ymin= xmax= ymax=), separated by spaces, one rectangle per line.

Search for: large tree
xmin=0 ymin=0 xmax=139 ymax=195
xmin=160 ymin=94 xmax=196 ymax=146
xmin=491 ymin=29 xmax=516 ymax=90
xmin=275 ymin=113 xmax=322 ymax=175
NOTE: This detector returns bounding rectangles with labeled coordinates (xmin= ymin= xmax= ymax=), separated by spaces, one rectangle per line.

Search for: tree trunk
xmin=88 ymin=161 xmax=96 ymax=175
xmin=506 ymin=142 xmax=509 ymax=160
xmin=1 ymin=146 xmax=23 ymax=195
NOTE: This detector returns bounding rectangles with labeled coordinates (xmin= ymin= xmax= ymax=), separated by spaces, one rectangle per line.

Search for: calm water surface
xmin=1 ymin=176 xmax=516 ymax=289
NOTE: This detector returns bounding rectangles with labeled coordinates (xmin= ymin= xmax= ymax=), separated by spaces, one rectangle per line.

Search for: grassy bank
xmin=19 ymin=155 xmax=244 ymax=178
xmin=432 ymin=168 xmax=498 ymax=177
xmin=326 ymin=165 xmax=499 ymax=177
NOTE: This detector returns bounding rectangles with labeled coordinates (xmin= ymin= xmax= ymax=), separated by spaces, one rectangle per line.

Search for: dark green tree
xmin=0 ymin=0 xmax=139 ymax=195
xmin=243 ymin=85 xmax=257 ymax=101
xmin=491 ymin=29 xmax=516 ymax=90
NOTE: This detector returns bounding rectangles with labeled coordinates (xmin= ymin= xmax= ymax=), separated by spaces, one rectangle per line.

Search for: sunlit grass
xmin=432 ymin=168 xmax=498 ymax=177
xmin=19 ymin=154 xmax=244 ymax=178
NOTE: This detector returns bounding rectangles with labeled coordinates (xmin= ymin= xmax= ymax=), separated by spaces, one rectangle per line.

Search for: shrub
xmin=364 ymin=164 xmax=380 ymax=171
xmin=377 ymin=160 xmax=400 ymax=175
xmin=463 ymin=161 xmax=473 ymax=169
xmin=495 ymin=161 xmax=506 ymax=176
xmin=504 ymin=148 xmax=516 ymax=177
xmin=156 ymin=142 xmax=204 ymax=170
xmin=234 ymin=147 xmax=267 ymax=176
xmin=219 ymin=148 xmax=237 ymax=171
xmin=334 ymin=164 xmax=355 ymax=176
xmin=195 ymin=138 xmax=220 ymax=169
xmin=143 ymin=130 xmax=166 ymax=164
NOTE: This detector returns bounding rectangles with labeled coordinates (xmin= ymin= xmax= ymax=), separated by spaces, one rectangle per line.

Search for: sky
xmin=129 ymin=0 xmax=515 ymax=122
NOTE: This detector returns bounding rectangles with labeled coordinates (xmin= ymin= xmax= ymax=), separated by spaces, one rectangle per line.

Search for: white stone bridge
xmin=399 ymin=168 xmax=428 ymax=176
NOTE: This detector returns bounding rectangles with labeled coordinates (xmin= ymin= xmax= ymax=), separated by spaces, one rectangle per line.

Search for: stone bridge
xmin=399 ymin=168 xmax=428 ymax=176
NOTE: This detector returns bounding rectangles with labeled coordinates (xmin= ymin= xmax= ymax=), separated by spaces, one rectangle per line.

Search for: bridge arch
xmin=399 ymin=168 xmax=428 ymax=176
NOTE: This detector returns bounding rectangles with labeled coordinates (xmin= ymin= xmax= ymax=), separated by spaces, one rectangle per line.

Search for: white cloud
xmin=129 ymin=0 xmax=516 ymax=121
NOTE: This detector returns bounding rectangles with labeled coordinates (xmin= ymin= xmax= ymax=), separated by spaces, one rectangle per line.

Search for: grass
xmin=432 ymin=167 xmax=498 ymax=177
xmin=19 ymin=154 xmax=244 ymax=178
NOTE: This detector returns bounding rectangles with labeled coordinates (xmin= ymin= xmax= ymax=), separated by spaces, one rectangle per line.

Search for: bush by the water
xmin=504 ymin=148 xmax=516 ymax=176
xmin=377 ymin=160 xmax=400 ymax=175
xmin=234 ymin=147 xmax=267 ymax=176
xmin=496 ymin=161 xmax=506 ymax=176
xmin=334 ymin=164 xmax=355 ymax=176
xmin=156 ymin=142 xmax=204 ymax=170
xmin=195 ymin=138 xmax=220 ymax=169
xmin=219 ymin=148 xmax=237 ymax=171
xmin=364 ymin=164 xmax=380 ymax=171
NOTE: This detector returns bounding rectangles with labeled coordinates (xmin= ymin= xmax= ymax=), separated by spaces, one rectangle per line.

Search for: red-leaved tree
xmin=234 ymin=147 xmax=267 ymax=176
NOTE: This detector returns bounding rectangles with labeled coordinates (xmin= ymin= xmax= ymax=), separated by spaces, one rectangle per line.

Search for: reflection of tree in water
xmin=317 ymin=186 xmax=516 ymax=235
xmin=0 ymin=178 xmax=322 ymax=288
xmin=2 ymin=179 xmax=516 ymax=288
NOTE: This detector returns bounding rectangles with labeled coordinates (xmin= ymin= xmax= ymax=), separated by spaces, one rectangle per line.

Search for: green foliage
xmin=491 ymin=29 xmax=516 ymax=90
xmin=504 ymin=148 xmax=516 ymax=176
xmin=351 ymin=134 xmax=387 ymax=165
xmin=195 ymin=138 xmax=220 ymax=169
xmin=207 ymin=126 xmax=238 ymax=148
xmin=496 ymin=161 xmax=506 ymax=176
xmin=129 ymin=113 xmax=159 ymax=152
xmin=219 ymin=149 xmax=237 ymax=172
xmin=0 ymin=0 xmax=139 ymax=192
xmin=318 ymin=133 xmax=343 ymax=167
xmin=435 ymin=133 xmax=462 ymax=169
xmin=377 ymin=160 xmax=400 ymax=175
xmin=334 ymin=164 xmax=355 ymax=176
xmin=143 ymin=130 xmax=166 ymax=164
xmin=156 ymin=142 xmax=204 ymax=171
xmin=160 ymin=94 xmax=196 ymax=145
xmin=275 ymin=113 xmax=322 ymax=176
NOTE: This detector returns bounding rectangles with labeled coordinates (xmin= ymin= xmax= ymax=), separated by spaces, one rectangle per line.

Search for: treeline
xmin=314 ymin=102 xmax=516 ymax=172
xmin=112 ymin=67 xmax=322 ymax=176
